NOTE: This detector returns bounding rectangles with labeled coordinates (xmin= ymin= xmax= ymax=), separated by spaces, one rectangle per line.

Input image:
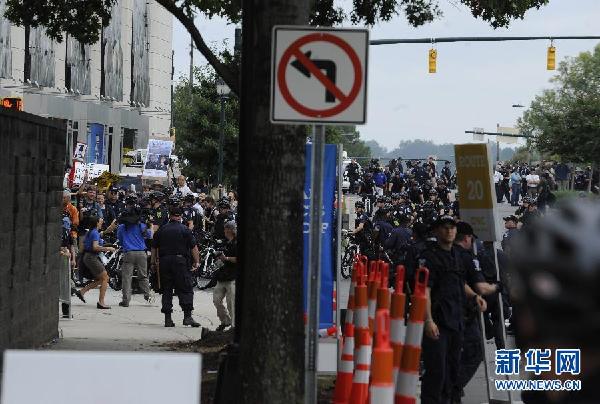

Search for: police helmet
xmin=391 ymin=193 xmax=400 ymax=200
xmin=125 ymin=195 xmax=138 ymax=205
xmin=150 ymin=191 xmax=165 ymax=201
xmin=355 ymin=201 xmax=365 ymax=209
xmin=167 ymin=196 xmax=183 ymax=215
xmin=510 ymin=200 xmax=600 ymax=348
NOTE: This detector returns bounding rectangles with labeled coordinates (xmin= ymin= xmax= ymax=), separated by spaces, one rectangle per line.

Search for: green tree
xmin=173 ymin=66 xmax=239 ymax=187
xmin=325 ymin=126 xmax=371 ymax=161
xmin=519 ymin=44 xmax=600 ymax=165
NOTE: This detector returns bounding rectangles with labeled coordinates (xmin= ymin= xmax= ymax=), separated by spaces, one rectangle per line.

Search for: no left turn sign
xmin=271 ymin=26 xmax=369 ymax=125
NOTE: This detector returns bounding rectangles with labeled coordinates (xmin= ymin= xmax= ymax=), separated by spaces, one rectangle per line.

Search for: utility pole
xmin=189 ymin=36 xmax=194 ymax=97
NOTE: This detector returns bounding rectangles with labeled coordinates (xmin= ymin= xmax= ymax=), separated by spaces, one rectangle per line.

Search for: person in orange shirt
xmin=63 ymin=190 xmax=79 ymax=266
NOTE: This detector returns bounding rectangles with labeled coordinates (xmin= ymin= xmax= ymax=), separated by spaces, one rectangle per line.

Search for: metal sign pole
xmin=305 ymin=124 xmax=325 ymax=404
xmin=336 ymin=144 xmax=343 ymax=367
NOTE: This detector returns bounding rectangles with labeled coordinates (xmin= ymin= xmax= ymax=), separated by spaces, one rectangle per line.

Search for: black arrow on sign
xmin=291 ymin=51 xmax=338 ymax=103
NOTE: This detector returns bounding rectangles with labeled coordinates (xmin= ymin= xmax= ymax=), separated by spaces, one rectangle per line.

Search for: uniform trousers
xmin=421 ymin=325 xmax=463 ymax=404
xmin=159 ymin=255 xmax=194 ymax=314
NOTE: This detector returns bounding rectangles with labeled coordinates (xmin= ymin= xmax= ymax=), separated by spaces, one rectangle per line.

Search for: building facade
xmin=0 ymin=0 xmax=173 ymax=173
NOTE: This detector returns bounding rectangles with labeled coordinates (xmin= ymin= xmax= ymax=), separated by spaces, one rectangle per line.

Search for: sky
xmin=171 ymin=0 xmax=600 ymax=150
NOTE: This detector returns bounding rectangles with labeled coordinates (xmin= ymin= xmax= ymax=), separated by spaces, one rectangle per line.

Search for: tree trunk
xmin=237 ymin=1 xmax=309 ymax=403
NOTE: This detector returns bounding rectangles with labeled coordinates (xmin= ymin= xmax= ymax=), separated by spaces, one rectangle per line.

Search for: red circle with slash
xmin=277 ymin=33 xmax=363 ymax=118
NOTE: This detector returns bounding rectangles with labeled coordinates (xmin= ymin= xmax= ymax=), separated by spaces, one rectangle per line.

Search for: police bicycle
xmin=341 ymin=230 xmax=360 ymax=279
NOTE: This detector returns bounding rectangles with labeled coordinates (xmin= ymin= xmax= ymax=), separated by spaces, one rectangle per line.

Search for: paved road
xmin=339 ymin=194 xmax=520 ymax=403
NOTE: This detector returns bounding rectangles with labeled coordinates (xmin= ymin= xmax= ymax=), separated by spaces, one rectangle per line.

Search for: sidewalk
xmin=50 ymin=288 xmax=220 ymax=352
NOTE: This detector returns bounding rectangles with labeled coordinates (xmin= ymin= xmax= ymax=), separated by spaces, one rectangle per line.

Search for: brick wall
xmin=0 ymin=108 xmax=66 ymax=360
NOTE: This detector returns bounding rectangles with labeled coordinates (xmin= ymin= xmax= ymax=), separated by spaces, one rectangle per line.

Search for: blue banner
xmin=87 ymin=123 xmax=105 ymax=164
xmin=303 ymin=144 xmax=337 ymax=329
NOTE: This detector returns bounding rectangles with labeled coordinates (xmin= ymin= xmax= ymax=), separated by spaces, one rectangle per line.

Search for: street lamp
xmin=216 ymin=78 xmax=230 ymax=193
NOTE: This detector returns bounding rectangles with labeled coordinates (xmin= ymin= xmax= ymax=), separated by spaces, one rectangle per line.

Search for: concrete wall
xmin=0 ymin=108 xmax=65 ymax=359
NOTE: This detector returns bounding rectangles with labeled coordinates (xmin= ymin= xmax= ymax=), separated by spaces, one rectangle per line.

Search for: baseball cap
xmin=456 ymin=221 xmax=477 ymax=238
xmin=503 ymin=215 xmax=518 ymax=222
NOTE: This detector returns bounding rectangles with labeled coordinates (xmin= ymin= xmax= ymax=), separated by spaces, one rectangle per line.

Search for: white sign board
xmin=73 ymin=142 xmax=87 ymax=161
xmin=1 ymin=350 xmax=202 ymax=404
xmin=143 ymin=139 xmax=174 ymax=177
xmin=72 ymin=161 xmax=110 ymax=185
xmin=271 ymin=26 xmax=368 ymax=124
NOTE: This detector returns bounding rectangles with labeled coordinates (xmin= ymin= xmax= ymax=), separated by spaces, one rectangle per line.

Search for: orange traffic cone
xmin=345 ymin=258 xmax=361 ymax=331
xmin=377 ymin=262 xmax=391 ymax=311
xmin=390 ymin=266 xmax=407 ymax=384
xmin=349 ymin=329 xmax=372 ymax=404
xmin=333 ymin=323 xmax=355 ymax=404
xmin=370 ymin=310 xmax=394 ymax=403
xmin=367 ymin=261 xmax=382 ymax=334
xmin=395 ymin=267 xmax=429 ymax=404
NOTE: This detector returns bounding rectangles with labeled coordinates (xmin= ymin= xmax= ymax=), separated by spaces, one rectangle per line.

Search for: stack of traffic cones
xmin=332 ymin=262 xmax=430 ymax=404
xmin=395 ymin=267 xmax=429 ymax=404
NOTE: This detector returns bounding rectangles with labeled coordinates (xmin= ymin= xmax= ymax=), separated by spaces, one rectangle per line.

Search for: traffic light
xmin=1 ymin=97 xmax=23 ymax=111
xmin=547 ymin=45 xmax=556 ymax=70
xmin=428 ymin=48 xmax=437 ymax=74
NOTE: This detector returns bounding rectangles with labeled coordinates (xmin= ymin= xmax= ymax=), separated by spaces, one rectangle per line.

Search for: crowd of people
xmin=345 ymin=156 xmax=582 ymax=403
xmin=60 ymin=173 xmax=238 ymax=331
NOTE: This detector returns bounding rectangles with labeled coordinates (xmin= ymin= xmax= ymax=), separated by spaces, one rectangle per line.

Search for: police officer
xmin=182 ymin=194 xmax=199 ymax=231
xmin=420 ymin=216 xmax=486 ymax=404
xmin=150 ymin=191 xmax=168 ymax=232
xmin=453 ymin=222 xmax=499 ymax=402
xmin=501 ymin=215 xmax=519 ymax=252
xmin=213 ymin=199 xmax=236 ymax=240
xmin=151 ymin=197 xmax=201 ymax=327
xmin=106 ymin=186 xmax=126 ymax=220
xmin=352 ymin=200 xmax=374 ymax=260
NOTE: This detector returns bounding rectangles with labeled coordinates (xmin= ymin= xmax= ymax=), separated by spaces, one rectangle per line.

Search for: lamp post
xmin=216 ymin=78 xmax=230 ymax=194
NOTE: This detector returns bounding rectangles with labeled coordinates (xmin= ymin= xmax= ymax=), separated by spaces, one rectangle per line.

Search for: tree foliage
xmin=324 ymin=126 xmax=372 ymax=160
xmin=173 ymin=65 xmax=239 ymax=186
xmin=519 ymin=44 xmax=600 ymax=164
xmin=3 ymin=0 xmax=550 ymax=93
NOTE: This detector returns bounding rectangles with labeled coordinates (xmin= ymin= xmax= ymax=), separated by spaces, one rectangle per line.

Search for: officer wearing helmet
xmin=182 ymin=193 xmax=199 ymax=231
xmin=151 ymin=196 xmax=201 ymax=327
xmin=149 ymin=191 xmax=168 ymax=232
xmin=353 ymin=200 xmax=374 ymax=260
xmin=511 ymin=200 xmax=600 ymax=403
xmin=213 ymin=199 xmax=235 ymax=241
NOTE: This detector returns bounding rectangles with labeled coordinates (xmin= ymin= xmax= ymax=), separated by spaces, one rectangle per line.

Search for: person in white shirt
xmin=175 ymin=175 xmax=193 ymax=196
xmin=494 ymin=170 xmax=503 ymax=203
xmin=526 ymin=172 xmax=540 ymax=198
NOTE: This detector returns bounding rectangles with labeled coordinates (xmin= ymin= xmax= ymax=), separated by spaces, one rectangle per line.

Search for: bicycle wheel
xmin=341 ymin=245 xmax=356 ymax=279
xmin=196 ymin=254 xmax=216 ymax=289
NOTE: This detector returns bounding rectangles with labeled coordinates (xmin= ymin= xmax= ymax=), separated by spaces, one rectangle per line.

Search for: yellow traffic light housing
xmin=547 ymin=45 xmax=556 ymax=70
xmin=429 ymin=48 xmax=437 ymax=74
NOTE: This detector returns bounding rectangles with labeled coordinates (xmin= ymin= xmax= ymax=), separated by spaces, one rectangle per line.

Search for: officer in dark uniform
xmin=182 ymin=194 xmax=199 ymax=231
xmin=213 ymin=199 xmax=236 ymax=240
xmin=453 ymin=222 xmax=499 ymax=402
xmin=150 ymin=191 xmax=168 ymax=232
xmin=352 ymin=201 xmax=374 ymax=260
xmin=106 ymin=186 xmax=126 ymax=220
xmin=420 ymin=216 xmax=486 ymax=404
xmin=441 ymin=161 xmax=452 ymax=184
xmin=151 ymin=197 xmax=201 ymax=327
